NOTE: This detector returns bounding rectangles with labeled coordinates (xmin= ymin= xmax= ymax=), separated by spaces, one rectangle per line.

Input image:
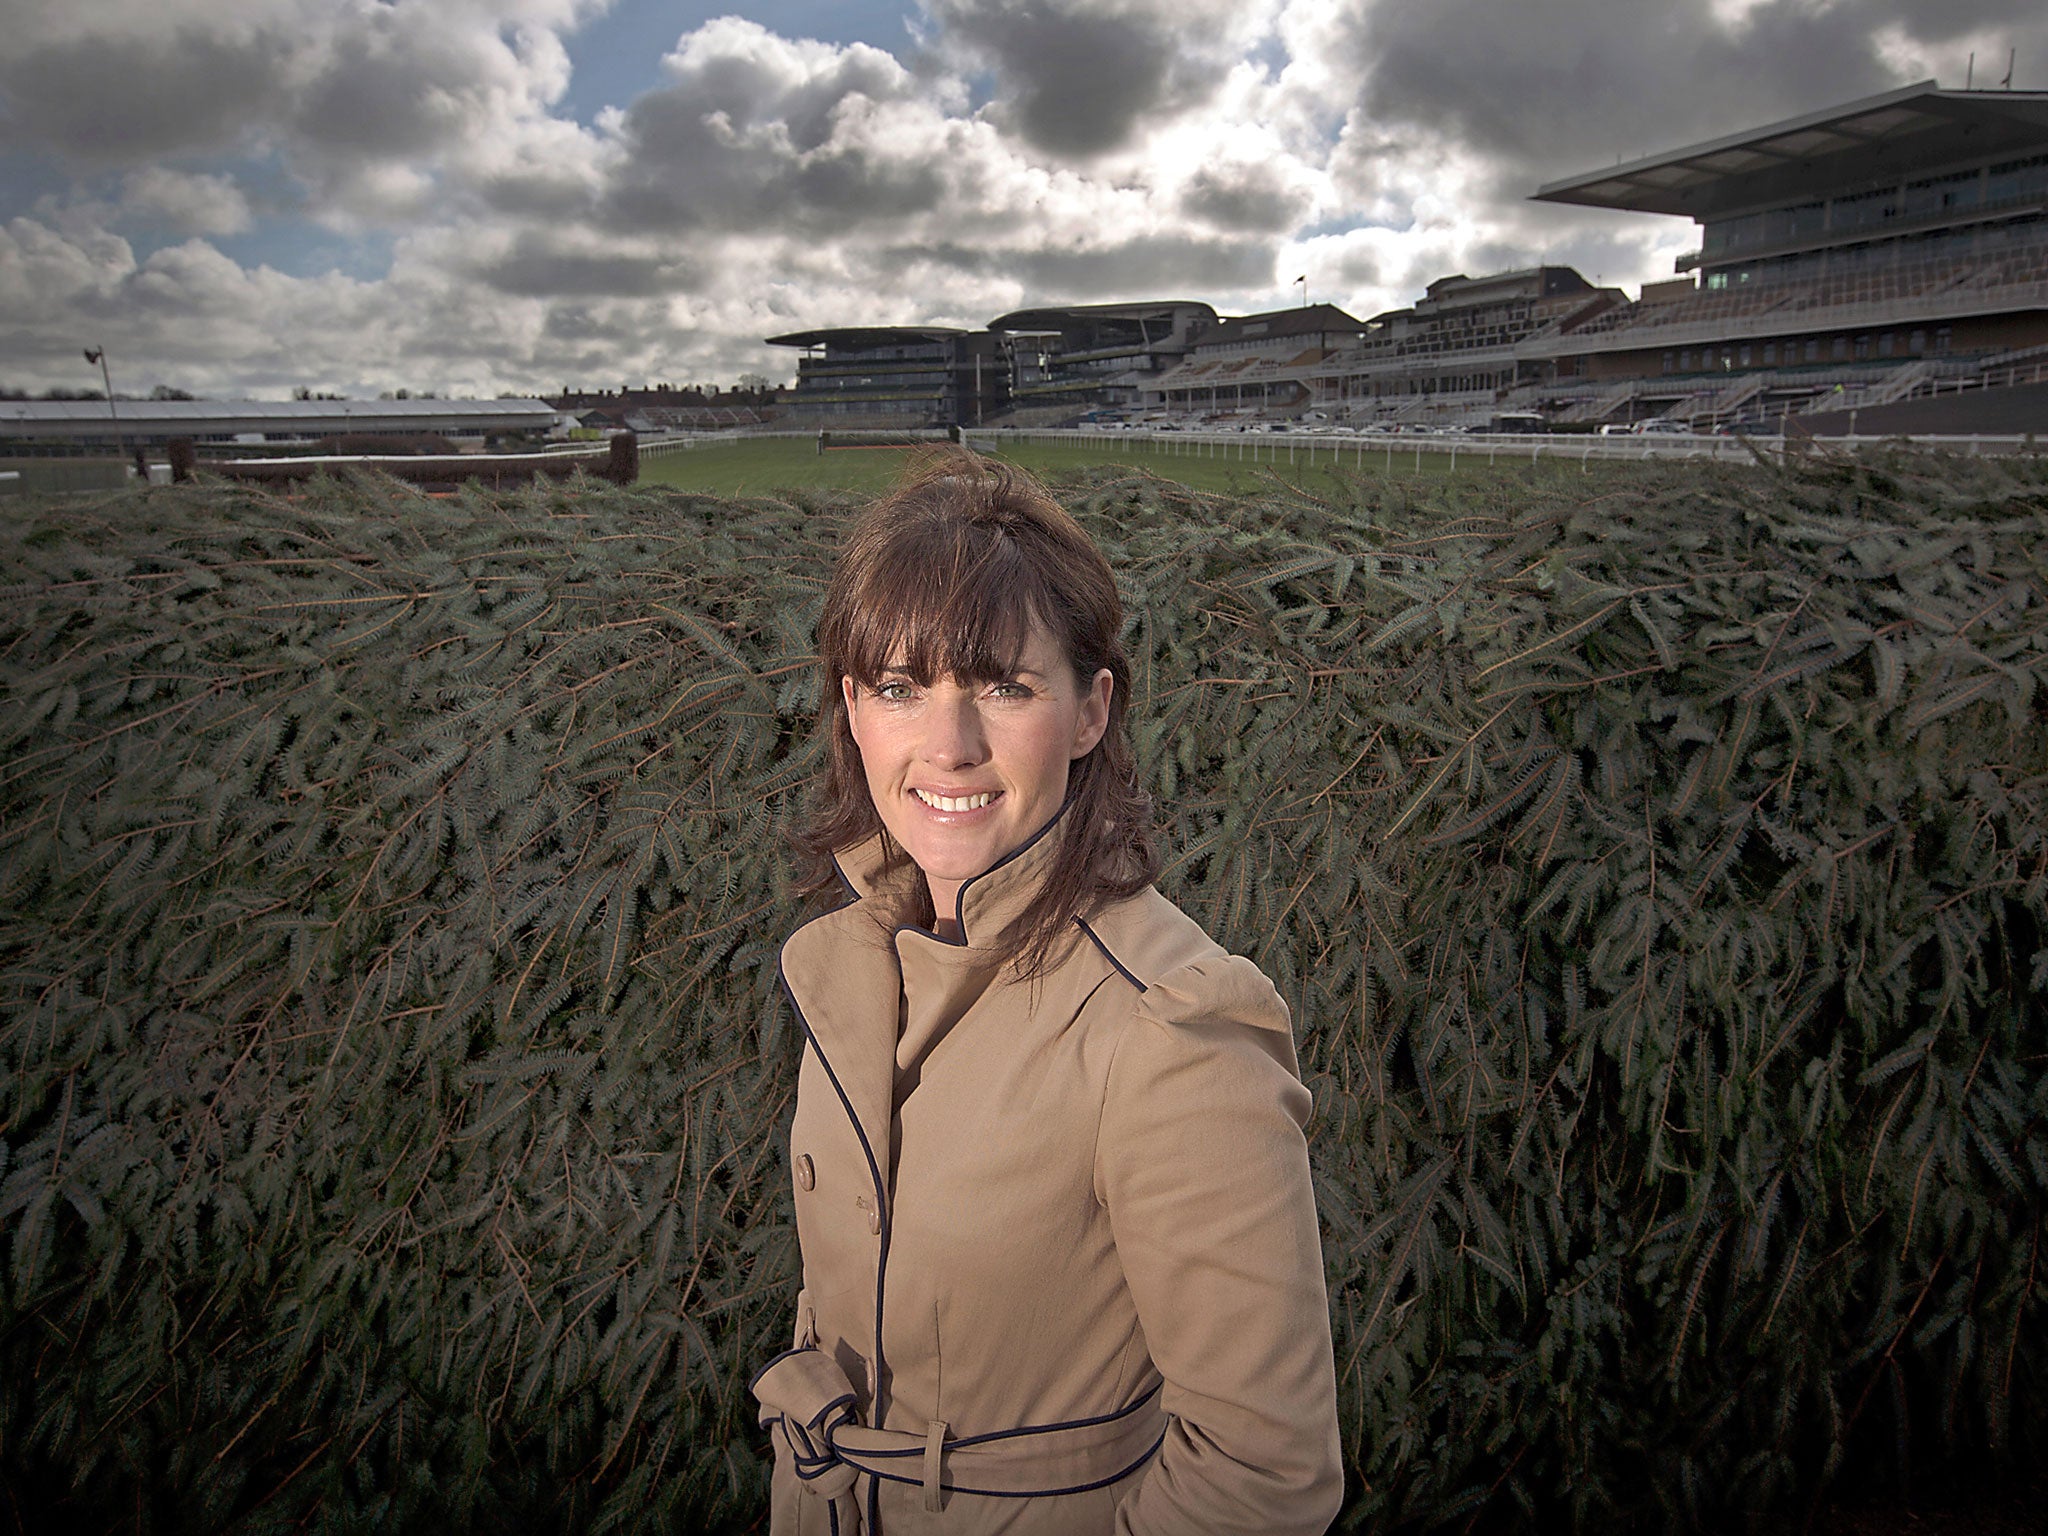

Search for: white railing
xmin=961 ymin=425 xmax=2046 ymax=467
xmin=633 ymin=431 xmax=753 ymax=458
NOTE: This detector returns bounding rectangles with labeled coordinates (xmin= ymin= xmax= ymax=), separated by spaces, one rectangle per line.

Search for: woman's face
xmin=843 ymin=618 xmax=1111 ymax=927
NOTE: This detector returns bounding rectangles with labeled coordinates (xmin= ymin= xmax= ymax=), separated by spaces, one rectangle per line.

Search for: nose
xmin=922 ymin=689 xmax=988 ymax=768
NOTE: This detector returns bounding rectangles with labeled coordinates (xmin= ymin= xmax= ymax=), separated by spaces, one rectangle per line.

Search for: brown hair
xmin=790 ymin=449 xmax=1159 ymax=973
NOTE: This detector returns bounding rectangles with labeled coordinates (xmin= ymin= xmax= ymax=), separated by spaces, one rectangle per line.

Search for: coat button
xmin=794 ymin=1154 xmax=814 ymax=1191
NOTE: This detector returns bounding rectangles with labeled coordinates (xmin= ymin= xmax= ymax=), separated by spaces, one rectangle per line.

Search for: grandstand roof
xmin=1193 ymin=304 xmax=1366 ymax=350
xmin=1534 ymin=81 xmax=2048 ymax=220
xmin=986 ymin=300 xmax=1216 ymax=333
xmin=765 ymin=327 xmax=971 ymax=350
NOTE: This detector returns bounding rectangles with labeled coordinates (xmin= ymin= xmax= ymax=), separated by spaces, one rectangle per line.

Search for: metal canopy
xmin=764 ymin=327 xmax=969 ymax=350
xmin=985 ymin=301 xmax=1215 ymax=333
xmin=1533 ymin=82 xmax=2048 ymax=220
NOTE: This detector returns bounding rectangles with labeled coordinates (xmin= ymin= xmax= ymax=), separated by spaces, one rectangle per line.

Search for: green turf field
xmin=636 ymin=431 xmax=1612 ymax=497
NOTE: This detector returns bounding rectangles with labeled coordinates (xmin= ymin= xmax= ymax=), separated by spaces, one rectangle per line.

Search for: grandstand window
xmin=1879 ymin=334 xmax=1894 ymax=358
xmin=1662 ymin=351 xmax=1674 ymax=374
xmin=1854 ymin=336 xmax=1870 ymax=360
xmin=1805 ymin=340 xmax=1820 ymax=363
xmin=1739 ymin=345 xmax=1752 ymax=367
xmin=1832 ymin=338 xmax=1849 ymax=360
xmin=1984 ymin=153 xmax=2048 ymax=206
xmin=1935 ymin=327 xmax=1952 ymax=354
xmin=1680 ymin=349 xmax=1694 ymax=370
xmin=1909 ymin=329 xmax=1925 ymax=354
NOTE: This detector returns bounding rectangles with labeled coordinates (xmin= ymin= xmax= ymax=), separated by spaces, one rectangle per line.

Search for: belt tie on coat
xmin=754 ymin=1347 xmax=1167 ymax=1516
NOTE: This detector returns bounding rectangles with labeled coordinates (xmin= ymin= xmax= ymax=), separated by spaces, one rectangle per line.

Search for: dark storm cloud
xmin=476 ymin=171 xmax=600 ymax=222
xmin=1328 ymin=247 xmax=1383 ymax=291
xmin=542 ymin=305 xmax=647 ymax=347
xmin=891 ymin=232 xmax=1277 ymax=296
xmin=922 ymin=0 xmax=1238 ymax=157
xmin=475 ymin=238 xmax=702 ymax=299
xmin=600 ymin=126 xmax=949 ymax=235
xmin=1346 ymin=0 xmax=2048 ymax=182
xmin=0 ymin=30 xmax=290 ymax=162
xmin=288 ymin=20 xmax=493 ymax=159
xmin=1179 ymin=167 xmax=1312 ymax=234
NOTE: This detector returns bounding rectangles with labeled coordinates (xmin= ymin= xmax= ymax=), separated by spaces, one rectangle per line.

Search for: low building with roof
xmin=0 ymin=397 xmax=561 ymax=451
xmin=765 ymin=327 xmax=1010 ymax=426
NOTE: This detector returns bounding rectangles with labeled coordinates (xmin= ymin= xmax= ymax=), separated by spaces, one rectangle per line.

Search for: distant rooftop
xmin=0 ymin=397 xmax=559 ymax=440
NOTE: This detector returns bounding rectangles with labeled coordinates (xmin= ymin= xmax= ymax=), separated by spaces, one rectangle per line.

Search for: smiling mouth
xmin=912 ymin=788 xmax=996 ymax=812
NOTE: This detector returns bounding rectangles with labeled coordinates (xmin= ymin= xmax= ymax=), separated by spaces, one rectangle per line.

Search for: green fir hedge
xmin=1 ymin=455 xmax=2045 ymax=1532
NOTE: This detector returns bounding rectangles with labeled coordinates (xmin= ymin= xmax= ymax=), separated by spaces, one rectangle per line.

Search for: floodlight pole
xmin=83 ymin=345 xmax=123 ymax=467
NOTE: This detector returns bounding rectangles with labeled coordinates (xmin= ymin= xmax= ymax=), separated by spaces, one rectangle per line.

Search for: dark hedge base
xmin=1 ymin=454 xmax=2044 ymax=1533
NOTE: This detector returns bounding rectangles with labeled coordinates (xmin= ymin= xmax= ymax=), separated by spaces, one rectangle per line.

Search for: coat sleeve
xmin=1094 ymin=955 xmax=1344 ymax=1535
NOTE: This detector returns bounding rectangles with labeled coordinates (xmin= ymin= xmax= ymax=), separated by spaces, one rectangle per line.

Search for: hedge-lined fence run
xmin=165 ymin=429 xmax=639 ymax=490
xmin=1 ymin=453 xmax=2044 ymax=1532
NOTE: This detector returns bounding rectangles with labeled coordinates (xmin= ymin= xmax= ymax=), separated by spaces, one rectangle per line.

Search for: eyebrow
xmin=876 ymin=660 xmax=1047 ymax=680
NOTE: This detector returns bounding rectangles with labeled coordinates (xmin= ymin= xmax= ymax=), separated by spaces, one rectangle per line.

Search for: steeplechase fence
xmin=168 ymin=431 xmax=641 ymax=488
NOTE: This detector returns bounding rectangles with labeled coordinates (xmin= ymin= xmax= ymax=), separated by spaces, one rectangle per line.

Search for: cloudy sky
xmin=3 ymin=0 xmax=2042 ymax=400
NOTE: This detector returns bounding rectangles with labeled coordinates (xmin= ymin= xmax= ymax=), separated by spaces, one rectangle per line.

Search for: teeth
xmin=914 ymin=789 xmax=994 ymax=812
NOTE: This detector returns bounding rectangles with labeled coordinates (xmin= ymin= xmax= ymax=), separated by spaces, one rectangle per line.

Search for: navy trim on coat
xmin=874 ymin=798 xmax=1075 ymax=949
xmin=836 ymin=1431 xmax=1167 ymax=1500
xmin=1074 ymin=915 xmax=1148 ymax=993
xmin=844 ymin=1380 xmax=1163 ymax=1456
xmin=775 ymin=968 xmax=894 ymax=1424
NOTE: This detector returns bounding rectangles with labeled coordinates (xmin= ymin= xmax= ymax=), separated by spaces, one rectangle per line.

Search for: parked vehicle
xmin=1635 ymin=418 xmax=1692 ymax=435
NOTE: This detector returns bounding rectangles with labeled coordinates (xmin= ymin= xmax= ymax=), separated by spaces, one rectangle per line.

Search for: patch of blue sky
xmin=1297 ymin=214 xmax=1397 ymax=241
xmin=557 ymin=0 xmax=925 ymax=124
xmin=1245 ymin=32 xmax=1290 ymax=80
xmin=209 ymin=221 xmax=395 ymax=283
xmin=0 ymin=150 xmax=88 ymax=221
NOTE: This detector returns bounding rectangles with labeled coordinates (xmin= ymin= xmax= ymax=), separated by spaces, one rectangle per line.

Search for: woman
xmin=752 ymin=453 xmax=1342 ymax=1533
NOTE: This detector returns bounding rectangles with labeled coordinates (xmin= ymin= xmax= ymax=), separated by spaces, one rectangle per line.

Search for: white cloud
xmin=4 ymin=0 xmax=2040 ymax=397
xmin=119 ymin=169 xmax=253 ymax=237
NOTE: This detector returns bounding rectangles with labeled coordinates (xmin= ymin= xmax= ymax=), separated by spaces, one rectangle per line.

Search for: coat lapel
xmin=781 ymin=898 xmax=904 ymax=1213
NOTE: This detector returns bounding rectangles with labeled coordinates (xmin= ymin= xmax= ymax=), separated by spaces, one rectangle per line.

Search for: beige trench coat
xmin=754 ymin=819 xmax=1343 ymax=1534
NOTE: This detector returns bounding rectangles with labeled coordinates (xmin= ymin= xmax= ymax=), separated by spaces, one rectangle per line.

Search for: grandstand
xmin=1301 ymin=270 xmax=1622 ymax=427
xmin=1146 ymin=305 xmax=1365 ymax=420
xmin=1523 ymin=80 xmax=2048 ymax=426
xmin=755 ymin=86 xmax=2046 ymax=435
xmin=1263 ymin=82 xmax=2048 ymax=432
xmin=765 ymin=327 xmax=1011 ymax=428
xmin=985 ymin=301 xmax=1215 ymax=417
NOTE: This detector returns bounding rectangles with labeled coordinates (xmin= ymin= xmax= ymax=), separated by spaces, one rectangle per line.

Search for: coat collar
xmin=828 ymin=801 xmax=1070 ymax=952
xmin=779 ymin=808 xmax=1081 ymax=1207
